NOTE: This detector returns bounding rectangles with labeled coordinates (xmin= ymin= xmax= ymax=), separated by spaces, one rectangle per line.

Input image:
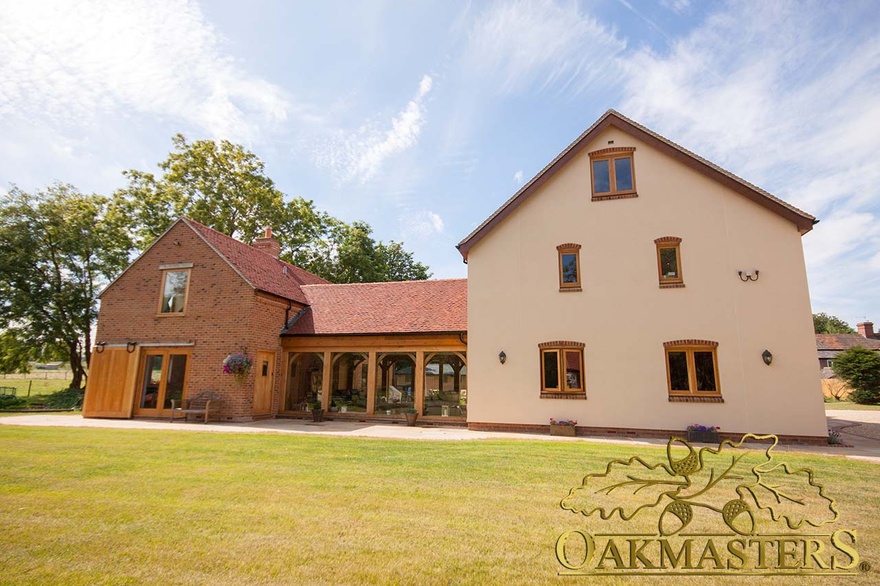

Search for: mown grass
xmin=0 ymin=427 xmax=877 ymax=585
xmin=0 ymin=378 xmax=72 ymax=396
xmin=825 ymin=400 xmax=880 ymax=411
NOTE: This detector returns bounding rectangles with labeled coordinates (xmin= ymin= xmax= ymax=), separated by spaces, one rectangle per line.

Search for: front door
xmin=134 ymin=350 xmax=190 ymax=417
xmin=253 ymin=350 xmax=275 ymax=415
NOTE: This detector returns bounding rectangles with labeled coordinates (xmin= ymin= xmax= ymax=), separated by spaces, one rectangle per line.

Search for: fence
xmin=0 ymin=371 xmax=73 ymax=381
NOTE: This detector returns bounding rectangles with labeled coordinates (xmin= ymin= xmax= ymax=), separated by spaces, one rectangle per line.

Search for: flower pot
xmin=550 ymin=425 xmax=576 ymax=437
xmin=311 ymin=408 xmax=324 ymax=423
xmin=687 ymin=430 xmax=719 ymax=444
xmin=405 ymin=412 xmax=418 ymax=427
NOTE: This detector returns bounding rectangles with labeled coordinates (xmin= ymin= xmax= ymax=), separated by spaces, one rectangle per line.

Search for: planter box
xmin=550 ymin=425 xmax=576 ymax=437
xmin=687 ymin=430 xmax=719 ymax=444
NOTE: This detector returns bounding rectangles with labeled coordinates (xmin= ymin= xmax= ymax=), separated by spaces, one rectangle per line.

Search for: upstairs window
xmin=589 ymin=147 xmax=637 ymax=201
xmin=159 ymin=266 xmax=191 ymax=314
xmin=664 ymin=340 xmax=722 ymax=401
xmin=557 ymin=243 xmax=582 ymax=291
xmin=539 ymin=341 xmax=586 ymax=399
xmin=654 ymin=237 xmax=684 ymax=287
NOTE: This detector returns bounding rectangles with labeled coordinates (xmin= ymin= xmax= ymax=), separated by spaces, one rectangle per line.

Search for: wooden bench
xmin=169 ymin=391 xmax=223 ymax=423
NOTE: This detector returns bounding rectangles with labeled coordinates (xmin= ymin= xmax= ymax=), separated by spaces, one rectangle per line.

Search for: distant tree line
xmin=0 ymin=135 xmax=430 ymax=386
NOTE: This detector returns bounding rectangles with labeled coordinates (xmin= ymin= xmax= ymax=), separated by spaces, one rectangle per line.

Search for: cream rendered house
xmin=458 ymin=110 xmax=826 ymax=442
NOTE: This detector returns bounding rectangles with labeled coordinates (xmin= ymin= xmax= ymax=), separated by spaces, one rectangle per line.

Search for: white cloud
xmin=401 ymin=210 xmax=445 ymax=240
xmin=310 ymin=75 xmax=433 ymax=184
xmin=660 ymin=0 xmax=691 ymax=13
xmin=0 ymin=0 xmax=289 ymax=143
xmin=464 ymin=0 xmax=627 ymax=97
xmin=618 ymin=1 xmax=880 ymax=325
xmin=513 ymin=170 xmax=524 ymax=184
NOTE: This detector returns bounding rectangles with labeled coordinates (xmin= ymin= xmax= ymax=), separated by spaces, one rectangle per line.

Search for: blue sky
xmin=1 ymin=0 xmax=879 ymax=328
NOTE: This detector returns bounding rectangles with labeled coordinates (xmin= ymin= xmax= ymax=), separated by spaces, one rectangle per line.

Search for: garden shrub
xmin=832 ymin=347 xmax=880 ymax=404
xmin=44 ymin=387 xmax=85 ymax=409
xmin=0 ymin=395 xmax=27 ymax=409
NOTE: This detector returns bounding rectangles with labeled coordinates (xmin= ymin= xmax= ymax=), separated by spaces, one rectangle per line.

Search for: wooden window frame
xmin=157 ymin=268 xmax=191 ymax=316
xmin=539 ymin=341 xmax=586 ymax=399
xmin=654 ymin=237 xmax=684 ymax=288
xmin=663 ymin=340 xmax=722 ymax=402
xmin=557 ymin=243 xmax=582 ymax=291
xmin=589 ymin=147 xmax=637 ymax=201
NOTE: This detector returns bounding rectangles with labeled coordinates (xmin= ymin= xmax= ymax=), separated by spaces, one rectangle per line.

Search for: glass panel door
xmin=135 ymin=350 xmax=189 ymax=415
xmin=139 ymin=354 xmax=164 ymax=409
xmin=163 ymin=354 xmax=188 ymax=408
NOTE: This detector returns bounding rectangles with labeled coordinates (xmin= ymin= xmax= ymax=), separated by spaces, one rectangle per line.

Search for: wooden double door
xmin=133 ymin=349 xmax=191 ymax=417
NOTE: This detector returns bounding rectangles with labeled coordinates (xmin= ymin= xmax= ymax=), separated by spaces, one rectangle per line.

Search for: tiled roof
xmin=284 ymin=279 xmax=467 ymax=335
xmin=815 ymin=334 xmax=880 ymax=351
xmin=183 ymin=218 xmax=329 ymax=304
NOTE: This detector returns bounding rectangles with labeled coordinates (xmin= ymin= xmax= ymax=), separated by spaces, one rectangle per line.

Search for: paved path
xmin=2 ymin=413 xmax=879 ymax=462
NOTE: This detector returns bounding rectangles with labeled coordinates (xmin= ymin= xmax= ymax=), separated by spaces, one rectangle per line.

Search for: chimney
xmin=858 ymin=321 xmax=876 ymax=339
xmin=252 ymin=227 xmax=280 ymax=258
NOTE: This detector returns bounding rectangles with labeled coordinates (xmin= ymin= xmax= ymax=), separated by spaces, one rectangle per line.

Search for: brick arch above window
xmin=588 ymin=146 xmax=636 ymax=158
xmin=663 ymin=339 xmax=718 ymax=348
xmin=539 ymin=340 xmax=586 ymax=349
xmin=654 ymin=236 xmax=682 ymax=244
xmin=556 ymin=243 xmax=582 ymax=251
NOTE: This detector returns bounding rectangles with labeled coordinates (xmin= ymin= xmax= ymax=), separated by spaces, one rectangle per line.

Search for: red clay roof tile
xmin=183 ymin=218 xmax=329 ymax=304
xmin=284 ymin=279 xmax=467 ymax=335
xmin=815 ymin=334 xmax=880 ymax=351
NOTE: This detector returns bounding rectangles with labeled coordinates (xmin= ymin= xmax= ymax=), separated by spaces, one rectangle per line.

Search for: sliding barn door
xmin=82 ymin=347 xmax=138 ymax=418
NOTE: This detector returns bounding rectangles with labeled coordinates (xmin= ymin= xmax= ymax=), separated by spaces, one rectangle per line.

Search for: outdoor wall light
xmin=762 ymin=350 xmax=773 ymax=366
xmin=738 ymin=269 xmax=760 ymax=282
xmin=499 ymin=351 xmax=507 ymax=365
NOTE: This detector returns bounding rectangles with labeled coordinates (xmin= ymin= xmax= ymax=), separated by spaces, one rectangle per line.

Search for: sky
xmin=1 ymin=0 xmax=878 ymax=328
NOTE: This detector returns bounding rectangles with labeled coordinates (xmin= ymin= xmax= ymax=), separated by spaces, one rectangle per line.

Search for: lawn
xmin=0 ymin=377 xmax=72 ymax=396
xmin=825 ymin=400 xmax=880 ymax=411
xmin=0 ymin=427 xmax=877 ymax=585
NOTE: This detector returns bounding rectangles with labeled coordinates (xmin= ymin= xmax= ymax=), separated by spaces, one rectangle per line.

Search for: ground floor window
xmin=664 ymin=340 xmax=721 ymax=399
xmin=424 ymin=352 xmax=467 ymax=417
xmin=331 ymin=352 xmax=368 ymax=412
xmin=284 ymin=352 xmax=323 ymax=411
xmin=538 ymin=341 xmax=585 ymax=398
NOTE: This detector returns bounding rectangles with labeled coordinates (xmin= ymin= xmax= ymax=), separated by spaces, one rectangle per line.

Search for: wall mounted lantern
xmin=738 ymin=270 xmax=760 ymax=282
xmin=762 ymin=349 xmax=773 ymax=366
xmin=499 ymin=351 xmax=507 ymax=365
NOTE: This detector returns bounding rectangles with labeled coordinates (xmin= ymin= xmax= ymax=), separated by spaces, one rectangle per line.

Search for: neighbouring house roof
xmin=283 ymin=279 xmax=467 ymax=336
xmin=456 ymin=109 xmax=817 ymax=261
xmin=815 ymin=334 xmax=880 ymax=352
xmin=182 ymin=218 xmax=329 ymax=305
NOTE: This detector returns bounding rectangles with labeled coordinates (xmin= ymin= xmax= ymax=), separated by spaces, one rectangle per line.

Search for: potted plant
xmin=222 ymin=352 xmax=253 ymax=385
xmin=550 ymin=418 xmax=577 ymax=437
xmin=405 ymin=408 xmax=418 ymax=427
xmin=311 ymin=400 xmax=324 ymax=423
xmin=686 ymin=424 xmax=720 ymax=443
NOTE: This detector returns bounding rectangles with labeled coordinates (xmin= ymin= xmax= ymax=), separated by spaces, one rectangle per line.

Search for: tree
xmin=0 ymin=329 xmax=67 ymax=374
xmin=115 ymin=134 xmax=431 ymax=284
xmin=0 ymin=185 xmax=132 ymax=388
xmin=111 ymin=134 xmax=328 ymax=256
xmin=813 ymin=313 xmax=855 ymax=334
xmin=292 ymin=220 xmax=430 ymax=283
xmin=832 ymin=346 xmax=880 ymax=404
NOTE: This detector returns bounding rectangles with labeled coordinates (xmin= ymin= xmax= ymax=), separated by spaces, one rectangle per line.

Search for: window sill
xmin=659 ymin=282 xmax=685 ymax=289
xmin=592 ymin=191 xmax=638 ymax=202
xmin=668 ymin=395 xmax=724 ymax=403
xmin=156 ymin=313 xmax=187 ymax=318
xmin=559 ymin=287 xmax=582 ymax=293
xmin=541 ymin=392 xmax=587 ymax=400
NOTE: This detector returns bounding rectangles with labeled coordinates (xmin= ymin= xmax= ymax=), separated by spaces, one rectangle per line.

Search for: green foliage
xmin=0 ymin=329 xmax=68 ymax=374
xmin=813 ymin=312 xmax=855 ymax=334
xmin=43 ymin=387 xmax=85 ymax=409
xmin=111 ymin=134 xmax=329 ymax=255
xmin=292 ymin=220 xmax=430 ymax=283
xmin=0 ymin=395 xmax=26 ymax=409
xmin=113 ymin=134 xmax=430 ymax=283
xmin=832 ymin=346 xmax=880 ymax=404
xmin=0 ymin=185 xmax=132 ymax=388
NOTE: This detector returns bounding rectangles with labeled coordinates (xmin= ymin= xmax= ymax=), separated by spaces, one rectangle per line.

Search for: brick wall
xmin=96 ymin=221 xmax=294 ymax=421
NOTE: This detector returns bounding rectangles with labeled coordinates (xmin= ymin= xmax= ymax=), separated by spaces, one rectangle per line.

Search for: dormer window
xmin=158 ymin=264 xmax=192 ymax=315
xmin=589 ymin=147 xmax=637 ymax=201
